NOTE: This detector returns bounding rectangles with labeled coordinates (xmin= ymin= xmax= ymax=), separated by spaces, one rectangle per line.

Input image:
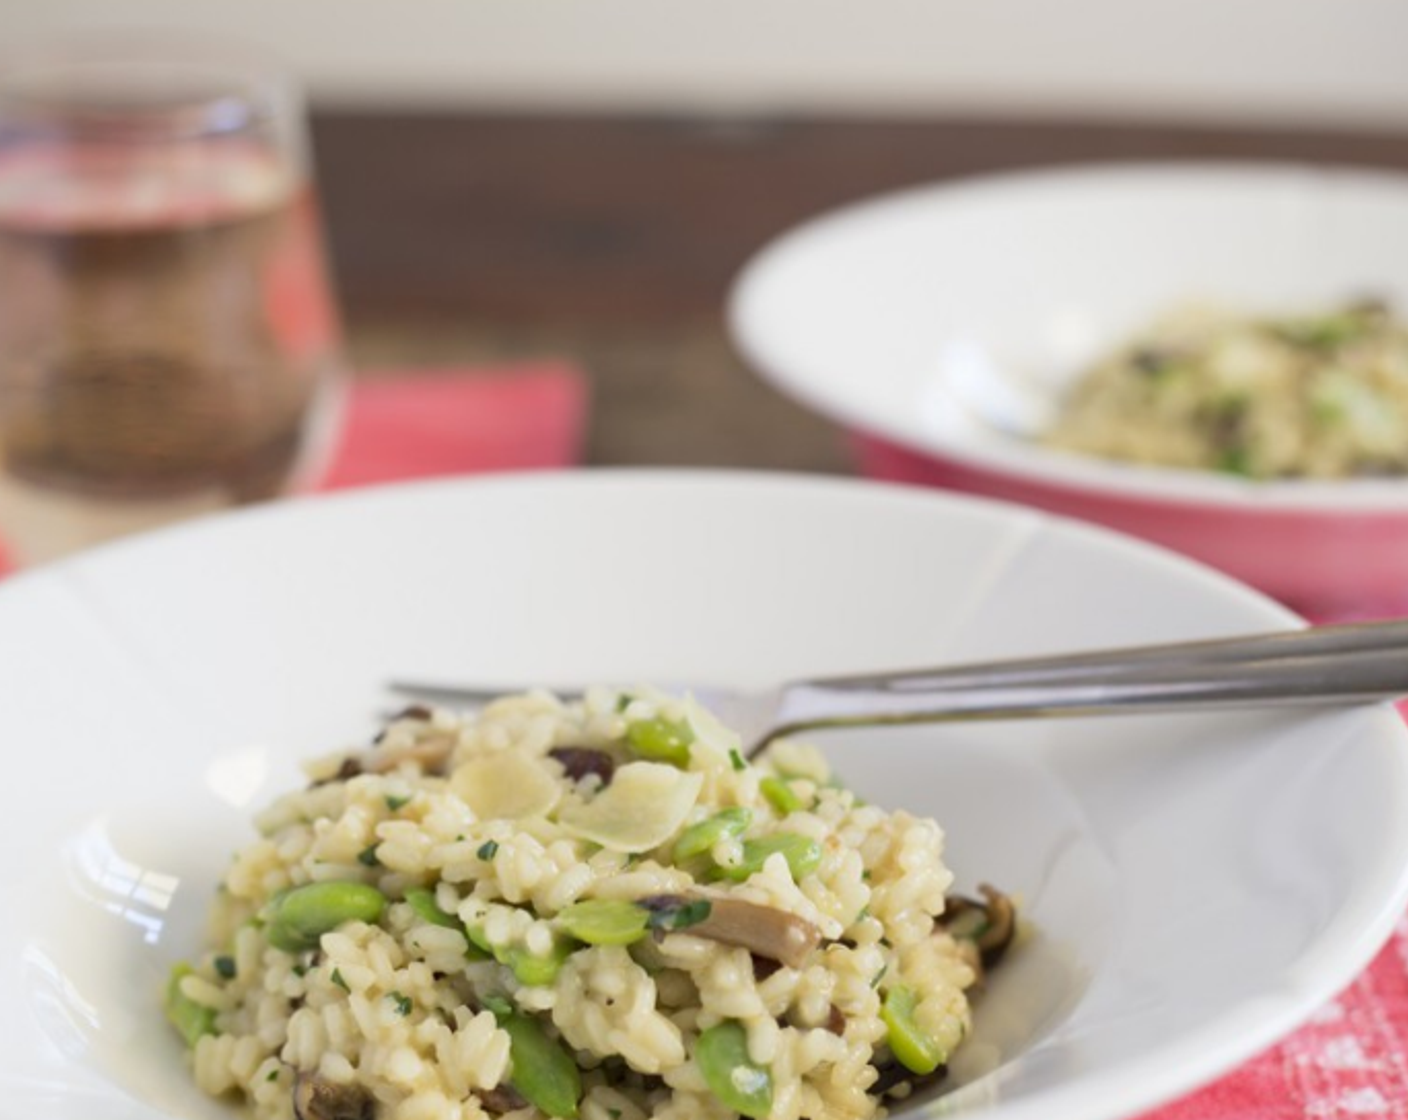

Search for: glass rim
xmin=0 ymin=31 xmax=301 ymax=142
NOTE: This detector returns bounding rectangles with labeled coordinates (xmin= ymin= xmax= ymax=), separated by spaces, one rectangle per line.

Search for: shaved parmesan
xmin=559 ymin=762 xmax=703 ymax=853
xmin=451 ymin=751 xmax=561 ymax=821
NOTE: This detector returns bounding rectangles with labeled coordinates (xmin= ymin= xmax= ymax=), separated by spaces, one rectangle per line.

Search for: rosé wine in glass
xmin=0 ymin=39 xmax=344 ymax=564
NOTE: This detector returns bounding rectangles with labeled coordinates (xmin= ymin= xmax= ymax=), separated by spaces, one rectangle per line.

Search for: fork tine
xmin=386 ymin=681 xmax=587 ymax=707
xmin=384 ymin=679 xmax=780 ymax=753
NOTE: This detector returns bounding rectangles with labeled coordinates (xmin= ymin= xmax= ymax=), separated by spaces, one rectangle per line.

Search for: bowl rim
xmin=726 ymin=158 xmax=1408 ymax=515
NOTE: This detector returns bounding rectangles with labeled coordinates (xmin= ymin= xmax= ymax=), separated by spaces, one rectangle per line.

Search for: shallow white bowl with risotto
xmin=727 ymin=161 xmax=1408 ymax=613
xmin=1 ymin=471 xmax=1406 ymax=1120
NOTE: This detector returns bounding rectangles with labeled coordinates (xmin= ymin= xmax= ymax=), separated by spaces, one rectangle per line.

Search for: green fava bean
xmin=715 ymin=833 xmax=822 ymax=883
xmin=504 ymin=936 xmax=577 ymax=986
xmin=881 ymin=984 xmax=946 ymax=1075
xmin=556 ymin=899 xmax=650 ymax=946
xmin=463 ymin=921 xmax=555 ymax=974
xmin=626 ymin=715 xmax=694 ymax=765
xmin=165 ymin=963 xmax=217 ymax=1047
xmin=499 ymin=1010 xmax=583 ymax=1119
xmin=405 ymin=888 xmax=459 ymax=930
xmin=696 ymin=1021 xmax=773 ymax=1119
xmin=405 ymin=889 xmax=491 ymax=961
xmin=463 ymin=921 xmax=495 ymax=956
xmin=673 ymin=807 xmax=752 ymax=863
xmin=759 ymin=776 xmax=804 ymax=815
xmin=264 ymin=881 xmax=387 ymax=953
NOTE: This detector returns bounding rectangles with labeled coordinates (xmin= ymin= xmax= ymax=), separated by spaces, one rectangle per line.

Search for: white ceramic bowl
xmin=3 ymin=472 xmax=1407 ymax=1120
xmin=727 ymin=161 xmax=1408 ymax=614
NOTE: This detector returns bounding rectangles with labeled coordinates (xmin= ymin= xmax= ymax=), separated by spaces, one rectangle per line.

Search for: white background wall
xmin=4 ymin=0 xmax=1408 ymax=130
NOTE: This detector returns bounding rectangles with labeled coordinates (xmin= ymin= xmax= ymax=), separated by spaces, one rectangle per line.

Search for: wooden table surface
xmin=315 ymin=112 xmax=1408 ymax=474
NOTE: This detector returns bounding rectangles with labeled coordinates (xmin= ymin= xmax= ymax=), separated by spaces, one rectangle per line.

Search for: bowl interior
xmin=3 ymin=473 xmax=1407 ymax=1120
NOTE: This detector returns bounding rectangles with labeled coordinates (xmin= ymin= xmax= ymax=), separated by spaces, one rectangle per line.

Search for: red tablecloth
xmin=1149 ymin=921 xmax=1408 ymax=1118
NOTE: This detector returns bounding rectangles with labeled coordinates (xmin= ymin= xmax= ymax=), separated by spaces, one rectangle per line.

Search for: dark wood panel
xmin=312 ymin=112 xmax=1408 ymax=322
xmin=323 ymin=112 xmax=1408 ymax=471
xmin=348 ymin=318 xmax=853 ymax=471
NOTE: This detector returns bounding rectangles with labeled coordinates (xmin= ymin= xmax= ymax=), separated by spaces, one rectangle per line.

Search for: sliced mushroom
xmin=870 ymin=1057 xmax=909 ymax=1095
xmin=354 ymin=733 xmax=457 ymax=777
xmin=292 ymin=1071 xmax=376 ymax=1120
xmin=939 ymin=883 xmax=1016 ymax=968
xmin=548 ymin=747 xmax=616 ymax=786
xmin=309 ymin=756 xmax=364 ymax=789
xmin=750 ymin=953 xmax=782 ymax=982
xmin=870 ymin=1056 xmax=948 ymax=1097
xmin=312 ymin=736 xmax=452 ymax=786
xmin=475 ymin=1084 xmax=529 ymax=1115
xmin=642 ymin=893 xmax=821 ymax=969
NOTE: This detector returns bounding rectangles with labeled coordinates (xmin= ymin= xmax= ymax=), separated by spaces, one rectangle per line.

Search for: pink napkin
xmin=320 ymin=365 xmax=587 ymax=489
xmin=0 ymin=362 xmax=588 ymax=574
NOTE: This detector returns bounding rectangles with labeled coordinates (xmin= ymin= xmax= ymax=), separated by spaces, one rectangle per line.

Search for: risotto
xmin=1043 ymin=299 xmax=1408 ymax=479
xmin=165 ymin=687 xmax=1013 ymax=1120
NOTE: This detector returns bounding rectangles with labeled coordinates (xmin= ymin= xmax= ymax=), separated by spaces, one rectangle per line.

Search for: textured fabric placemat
xmin=1146 ymin=917 xmax=1408 ymax=1118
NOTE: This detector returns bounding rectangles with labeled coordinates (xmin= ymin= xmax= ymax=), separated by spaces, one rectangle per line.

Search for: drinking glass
xmin=0 ymin=36 xmax=345 ymax=565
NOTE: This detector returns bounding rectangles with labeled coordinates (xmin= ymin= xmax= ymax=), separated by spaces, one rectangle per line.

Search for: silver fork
xmin=388 ymin=617 xmax=1408 ymax=757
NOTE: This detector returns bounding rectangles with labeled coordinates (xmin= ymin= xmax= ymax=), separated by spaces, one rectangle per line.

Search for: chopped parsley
xmin=213 ymin=955 xmax=237 ymax=980
xmin=615 ymin=693 xmax=634 ymax=713
xmin=330 ymin=968 xmax=349 ymax=992
xmin=870 ymin=965 xmax=887 ymax=989
xmin=266 ymin=1069 xmax=280 ymax=1082
xmin=291 ymin=964 xmax=309 ymax=978
xmin=646 ymin=898 xmax=712 ymax=932
xmin=385 ymin=794 xmax=411 ymax=812
xmin=481 ymin=994 xmax=512 ymax=1018
xmin=389 ymin=991 xmax=413 ymax=1016
xmin=729 ymin=749 xmax=746 ymax=772
xmin=357 ymin=844 xmax=381 ymax=868
xmin=477 ymin=840 xmax=500 ymax=861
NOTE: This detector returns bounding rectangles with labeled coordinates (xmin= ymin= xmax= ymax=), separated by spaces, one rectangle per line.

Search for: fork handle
xmin=806 ymin=618 xmax=1408 ymax=691
xmin=759 ymin=622 xmax=1408 ymax=750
